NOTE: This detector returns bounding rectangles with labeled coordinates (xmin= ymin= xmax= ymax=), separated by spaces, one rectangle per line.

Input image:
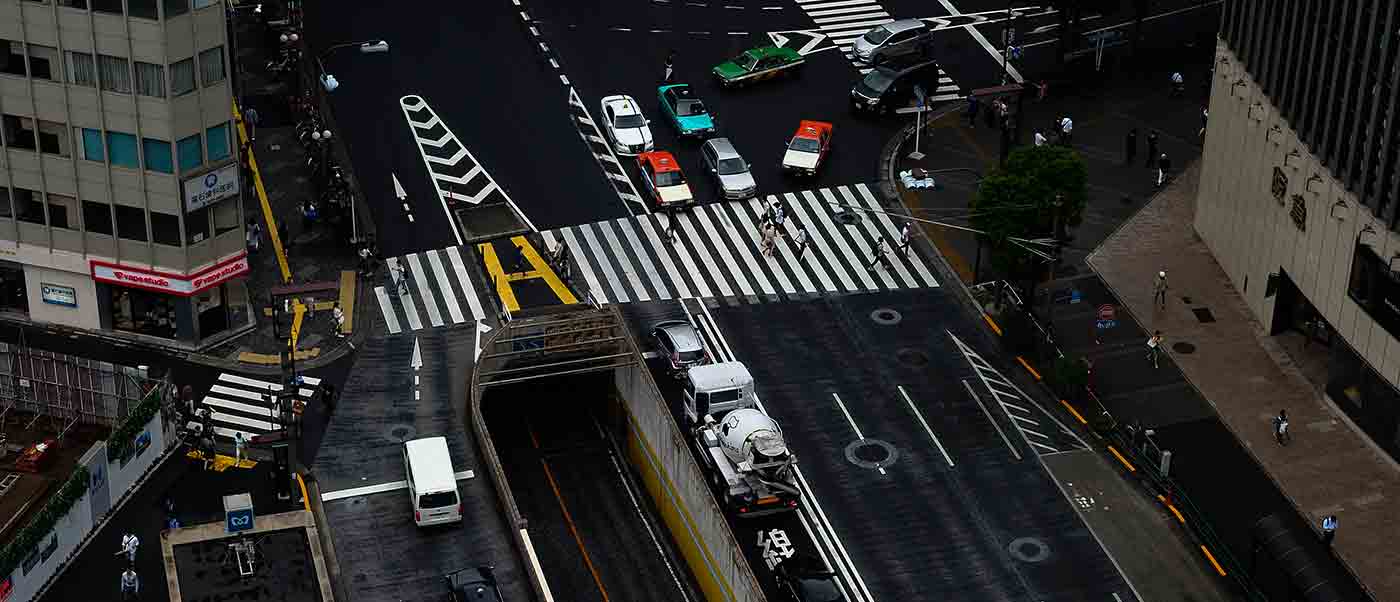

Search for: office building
xmin=1198 ymin=0 xmax=1400 ymax=458
xmin=0 ymin=0 xmax=250 ymax=348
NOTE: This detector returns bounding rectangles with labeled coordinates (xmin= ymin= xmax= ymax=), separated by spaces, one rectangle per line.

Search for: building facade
xmin=0 ymin=0 xmax=250 ymax=348
xmin=1199 ymin=0 xmax=1400 ymax=458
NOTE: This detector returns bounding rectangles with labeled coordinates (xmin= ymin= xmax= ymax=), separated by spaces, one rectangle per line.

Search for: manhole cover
xmin=387 ymin=424 xmax=418 ymax=442
xmin=844 ymin=439 xmax=898 ymax=470
xmin=1007 ymin=537 xmax=1051 ymax=563
xmin=1192 ymin=307 xmax=1217 ymax=323
xmin=870 ymin=308 xmax=902 ymax=325
xmin=896 ymin=348 xmax=929 ymax=366
xmin=1173 ymin=342 xmax=1196 ymax=354
xmin=834 ymin=212 xmax=861 ymax=225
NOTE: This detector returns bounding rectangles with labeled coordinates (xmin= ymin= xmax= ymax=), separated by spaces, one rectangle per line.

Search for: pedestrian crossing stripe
xmin=197 ymin=372 xmax=321 ymax=443
xmin=539 ymin=183 xmax=938 ymax=306
xmin=376 ymin=246 xmax=491 ymax=335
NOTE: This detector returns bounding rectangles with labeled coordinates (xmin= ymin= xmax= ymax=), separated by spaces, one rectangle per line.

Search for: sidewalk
xmin=1084 ymin=164 xmax=1395 ymax=600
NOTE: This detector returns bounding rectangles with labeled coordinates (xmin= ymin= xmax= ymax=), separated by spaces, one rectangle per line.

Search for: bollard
xmin=1159 ymin=450 xmax=1172 ymax=477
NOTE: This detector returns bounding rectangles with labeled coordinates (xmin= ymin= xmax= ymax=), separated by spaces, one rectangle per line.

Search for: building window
xmin=0 ymin=188 xmax=11 ymax=218
xmin=106 ymin=132 xmax=139 ymax=169
xmin=198 ymin=47 xmax=225 ymax=87
xmin=37 ymin=120 xmax=68 ymax=157
xmin=128 ymin=0 xmax=157 ymax=19
xmin=1272 ymin=166 xmax=1288 ymax=204
xmin=150 ymin=212 xmax=181 ymax=246
xmin=90 ymin=0 xmax=122 ymax=14
xmin=66 ymin=52 xmax=96 ymax=87
xmin=0 ymin=41 xmax=26 ymax=77
xmin=177 ymin=134 xmax=202 ymax=171
xmin=46 ymin=194 xmax=75 ymax=230
xmin=12 ymin=188 xmax=45 ymax=225
xmin=2 ymin=115 xmax=37 ymax=151
xmin=79 ymin=128 xmax=104 ymax=161
xmin=58 ymin=0 xmax=88 ymax=7
xmin=193 ymin=0 xmax=217 ymax=8
xmin=97 ymin=54 xmax=131 ymax=94
xmin=170 ymin=58 xmax=195 ymax=96
xmin=206 ymin=123 xmax=230 ymax=162
xmin=27 ymin=45 xmax=57 ymax=81
xmin=142 ymin=138 xmax=173 ymax=174
xmin=114 ymin=205 xmax=147 ymax=242
xmin=83 ymin=200 xmax=113 ymax=235
xmin=163 ymin=0 xmax=188 ymax=18
xmin=134 ymin=62 xmax=165 ymax=97
xmin=185 ymin=205 xmax=210 ymax=244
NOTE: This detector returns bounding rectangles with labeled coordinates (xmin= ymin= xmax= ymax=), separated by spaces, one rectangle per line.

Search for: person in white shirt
xmin=120 ymin=568 xmax=140 ymax=599
xmin=332 ymin=302 xmax=346 ymax=337
xmin=118 ymin=533 xmax=139 ymax=564
xmin=1034 ymin=130 xmax=1047 ymax=147
xmin=1059 ymin=116 xmax=1074 ymax=145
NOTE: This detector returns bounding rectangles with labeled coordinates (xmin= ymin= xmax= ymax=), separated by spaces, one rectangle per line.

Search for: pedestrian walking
xmin=1153 ymin=270 xmax=1169 ymax=308
xmin=664 ymin=210 xmax=679 ymax=244
xmin=1059 ymin=116 xmax=1074 ymax=145
xmin=1125 ymin=128 xmax=1138 ymax=166
xmin=332 ymin=302 xmax=346 ymax=337
xmin=1037 ymin=80 xmax=1048 ymax=101
xmin=117 ymin=532 xmax=139 ymax=565
xmin=320 ymin=383 xmax=338 ymax=413
xmin=244 ymin=106 xmax=260 ymax=142
xmin=1145 ymin=130 xmax=1159 ymax=168
xmin=358 ymin=245 xmax=373 ymax=275
xmin=1146 ymin=330 xmax=1163 ymax=368
xmin=760 ymin=223 xmax=778 ymax=257
xmin=1322 ymin=515 xmax=1338 ymax=546
xmin=791 ymin=227 xmax=810 ymax=258
xmin=120 ymin=568 xmax=140 ymax=601
xmin=663 ymin=50 xmax=676 ymax=82
xmin=867 ymin=237 xmax=890 ymax=270
xmin=1273 ymin=409 xmax=1290 ymax=445
xmin=234 ymin=431 xmax=247 ymax=465
xmin=1034 ymin=130 xmax=1047 ymax=147
xmin=1156 ymin=152 xmax=1171 ymax=188
xmin=246 ymin=219 xmax=261 ymax=254
xmin=1199 ymin=106 xmax=1209 ymax=137
xmin=898 ymin=221 xmax=913 ymax=257
xmin=966 ymin=94 xmax=979 ymax=127
xmin=302 ymin=200 xmax=318 ymax=230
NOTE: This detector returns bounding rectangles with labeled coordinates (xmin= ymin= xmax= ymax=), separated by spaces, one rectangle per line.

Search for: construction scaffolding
xmin=0 ymin=338 xmax=163 ymax=442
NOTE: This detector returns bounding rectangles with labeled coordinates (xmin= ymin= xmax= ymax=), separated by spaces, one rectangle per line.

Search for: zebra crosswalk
xmin=791 ymin=0 xmax=962 ymax=101
xmin=196 ymin=372 xmax=321 ymax=443
xmin=373 ymin=245 xmax=489 ymax=335
xmin=540 ymin=183 xmax=938 ymax=305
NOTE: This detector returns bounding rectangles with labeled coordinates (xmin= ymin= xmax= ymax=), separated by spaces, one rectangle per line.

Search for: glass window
xmin=177 ymin=134 xmax=202 ymax=171
xmin=206 ymin=123 xmax=230 ymax=162
xmin=83 ymin=200 xmax=113 ymax=235
xmin=128 ymin=0 xmax=157 ymax=19
xmin=185 ymin=205 xmax=210 ymax=244
xmin=37 ymin=120 xmax=68 ymax=157
xmin=193 ymin=0 xmax=217 ymax=8
xmin=67 ymin=52 xmax=96 ymax=87
xmin=2 ymin=115 xmax=37 ymax=151
xmin=46 ymin=194 xmax=75 ymax=230
xmin=114 ymin=205 xmax=147 ymax=242
xmin=90 ymin=0 xmax=122 ymax=14
xmin=106 ymin=132 xmax=139 ymax=169
xmin=0 ymin=41 xmax=25 ymax=77
xmin=79 ymin=128 xmax=104 ymax=161
xmin=97 ymin=54 xmax=131 ymax=94
xmin=198 ymin=47 xmax=224 ymax=87
xmin=27 ymin=45 xmax=57 ymax=81
xmin=0 ymin=188 xmax=11 ymax=218
xmin=163 ymin=0 xmax=188 ymax=18
xmin=134 ymin=62 xmax=164 ymax=97
xmin=214 ymin=195 xmax=239 ymax=236
xmin=170 ymin=58 xmax=194 ymax=96
xmin=150 ymin=211 xmax=181 ymax=246
xmin=12 ymin=188 xmax=45 ymax=225
xmin=142 ymin=138 xmax=173 ymax=174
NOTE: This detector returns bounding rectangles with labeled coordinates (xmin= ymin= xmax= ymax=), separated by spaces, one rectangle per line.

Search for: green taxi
xmin=712 ymin=46 xmax=805 ymax=88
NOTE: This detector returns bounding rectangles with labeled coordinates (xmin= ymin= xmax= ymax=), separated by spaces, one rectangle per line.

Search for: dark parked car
xmin=775 ymin=555 xmax=841 ymax=602
xmin=849 ymin=58 xmax=942 ymax=116
xmin=446 ymin=566 xmax=503 ymax=602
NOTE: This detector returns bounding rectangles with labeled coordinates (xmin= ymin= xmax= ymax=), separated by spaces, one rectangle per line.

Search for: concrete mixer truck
xmin=681 ymin=362 xmax=801 ymax=517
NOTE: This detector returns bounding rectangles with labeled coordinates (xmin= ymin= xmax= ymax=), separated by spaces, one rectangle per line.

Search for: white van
xmin=403 ymin=436 xmax=462 ymax=527
xmin=681 ymin=361 xmax=755 ymax=425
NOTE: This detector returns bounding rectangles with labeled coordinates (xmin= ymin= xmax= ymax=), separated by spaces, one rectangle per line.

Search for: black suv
xmin=774 ymin=555 xmax=842 ymax=602
xmin=446 ymin=566 xmax=503 ymax=602
xmin=849 ymin=58 xmax=942 ymax=116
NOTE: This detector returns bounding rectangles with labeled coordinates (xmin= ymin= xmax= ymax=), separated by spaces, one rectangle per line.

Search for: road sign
xmin=914 ymin=84 xmax=927 ymax=106
xmin=1095 ymin=319 xmax=1118 ymax=330
xmin=223 ymin=493 xmax=254 ymax=534
xmin=1097 ymin=304 xmax=1116 ymax=321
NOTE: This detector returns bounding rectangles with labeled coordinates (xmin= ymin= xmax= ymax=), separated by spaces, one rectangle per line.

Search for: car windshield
xmin=419 ymin=491 xmax=457 ymax=509
xmin=678 ymin=349 xmax=704 ymax=362
xmin=790 ymin=137 xmax=821 ymax=153
xmin=863 ymin=25 xmax=893 ymax=44
xmin=862 ymin=68 xmax=897 ymax=93
xmin=716 ymin=157 xmax=748 ymax=175
xmin=615 ymin=114 xmax=646 ymax=129
xmin=655 ymin=171 xmax=685 ymax=187
xmin=677 ymin=99 xmax=706 ymax=117
xmin=733 ymin=53 xmax=757 ymax=70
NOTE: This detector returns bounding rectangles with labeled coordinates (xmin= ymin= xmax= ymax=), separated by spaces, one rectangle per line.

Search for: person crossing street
xmin=898 ymin=221 xmax=914 ymax=257
xmin=791 ymin=227 xmax=810 ymax=258
xmin=867 ymin=236 xmax=890 ymax=271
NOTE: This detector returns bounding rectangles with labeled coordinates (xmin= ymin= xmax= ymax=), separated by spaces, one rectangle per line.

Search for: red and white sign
xmin=1097 ymin=304 xmax=1117 ymax=320
xmin=90 ymin=253 xmax=249 ymax=297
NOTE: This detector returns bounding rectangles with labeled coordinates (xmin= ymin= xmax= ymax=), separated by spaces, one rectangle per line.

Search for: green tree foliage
xmin=969 ymin=145 xmax=1088 ymax=276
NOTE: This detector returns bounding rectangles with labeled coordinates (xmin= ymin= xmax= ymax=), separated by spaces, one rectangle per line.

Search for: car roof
xmin=687 ymin=361 xmax=753 ymax=390
xmin=639 ymin=151 xmax=682 ymax=172
xmin=660 ymin=83 xmax=693 ymax=96
xmin=404 ymin=436 xmax=456 ymax=493
xmin=656 ymin=321 xmax=703 ymax=351
xmin=703 ymin=137 xmax=741 ymax=159
xmin=885 ymin=18 xmax=928 ymax=34
xmin=796 ymin=120 xmax=831 ymax=138
xmin=748 ymin=45 xmax=788 ymax=58
xmin=603 ymin=95 xmax=641 ymax=116
xmin=878 ymin=57 xmax=940 ymax=76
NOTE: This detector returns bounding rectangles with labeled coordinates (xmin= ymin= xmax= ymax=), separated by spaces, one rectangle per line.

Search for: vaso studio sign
xmin=184 ymin=164 xmax=240 ymax=213
xmin=90 ymin=253 xmax=250 ymax=297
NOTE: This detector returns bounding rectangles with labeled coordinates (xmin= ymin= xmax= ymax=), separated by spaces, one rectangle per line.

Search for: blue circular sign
xmin=204 ymin=172 xmax=219 ymax=188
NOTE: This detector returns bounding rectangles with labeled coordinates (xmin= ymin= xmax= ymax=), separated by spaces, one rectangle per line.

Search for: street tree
xmin=969 ymin=144 xmax=1088 ymax=278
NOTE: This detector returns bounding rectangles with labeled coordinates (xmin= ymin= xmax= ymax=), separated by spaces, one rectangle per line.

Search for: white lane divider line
xmin=898 ymin=386 xmax=954 ymax=467
xmin=831 ymin=392 xmax=883 ymax=475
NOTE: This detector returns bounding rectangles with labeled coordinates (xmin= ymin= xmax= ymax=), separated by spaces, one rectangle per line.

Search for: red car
xmin=637 ymin=151 xmax=696 ymax=209
xmin=782 ymin=120 xmax=832 ymax=176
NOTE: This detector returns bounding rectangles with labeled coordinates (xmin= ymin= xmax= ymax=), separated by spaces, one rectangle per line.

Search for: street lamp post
xmin=315 ymin=40 xmax=390 ymax=93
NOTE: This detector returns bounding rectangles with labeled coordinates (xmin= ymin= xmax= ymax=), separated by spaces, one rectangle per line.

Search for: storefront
xmin=90 ymin=253 xmax=252 ymax=347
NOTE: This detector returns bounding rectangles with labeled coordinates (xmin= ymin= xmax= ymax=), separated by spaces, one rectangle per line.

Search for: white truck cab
xmin=403 ymin=436 xmax=462 ymax=527
xmin=682 ymin=361 xmax=755 ymax=425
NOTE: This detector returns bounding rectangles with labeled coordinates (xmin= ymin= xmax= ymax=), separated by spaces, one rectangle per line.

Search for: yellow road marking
xmin=1015 ymin=355 xmax=1042 ymax=380
xmin=478 ymin=238 xmax=579 ymax=312
xmin=1107 ymin=445 xmax=1137 ymax=472
xmin=1199 ymin=545 xmax=1227 ymax=576
xmin=983 ymin=313 xmax=1003 ymax=335
xmin=339 ymin=270 xmax=356 ymax=334
xmin=186 ymin=450 xmax=257 ymax=471
xmin=1060 ymin=399 xmax=1088 ymax=425
xmin=478 ymin=242 xmax=520 ymax=312
xmin=511 ymin=236 xmax=579 ymax=304
xmin=290 ymin=299 xmax=307 ymax=348
xmin=232 ymin=102 xmax=291 ymax=284
xmin=296 ymin=473 xmax=311 ymax=511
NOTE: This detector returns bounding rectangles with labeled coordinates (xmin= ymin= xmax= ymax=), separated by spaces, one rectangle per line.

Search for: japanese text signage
xmin=39 ymin=283 xmax=77 ymax=307
xmin=183 ymin=164 xmax=240 ymax=213
xmin=90 ymin=254 xmax=249 ymax=297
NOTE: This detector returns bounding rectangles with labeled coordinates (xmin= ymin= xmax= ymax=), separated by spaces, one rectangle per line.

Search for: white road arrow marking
xmin=412 ymin=337 xmax=423 ymax=401
xmin=393 ymin=173 xmax=407 ymax=200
